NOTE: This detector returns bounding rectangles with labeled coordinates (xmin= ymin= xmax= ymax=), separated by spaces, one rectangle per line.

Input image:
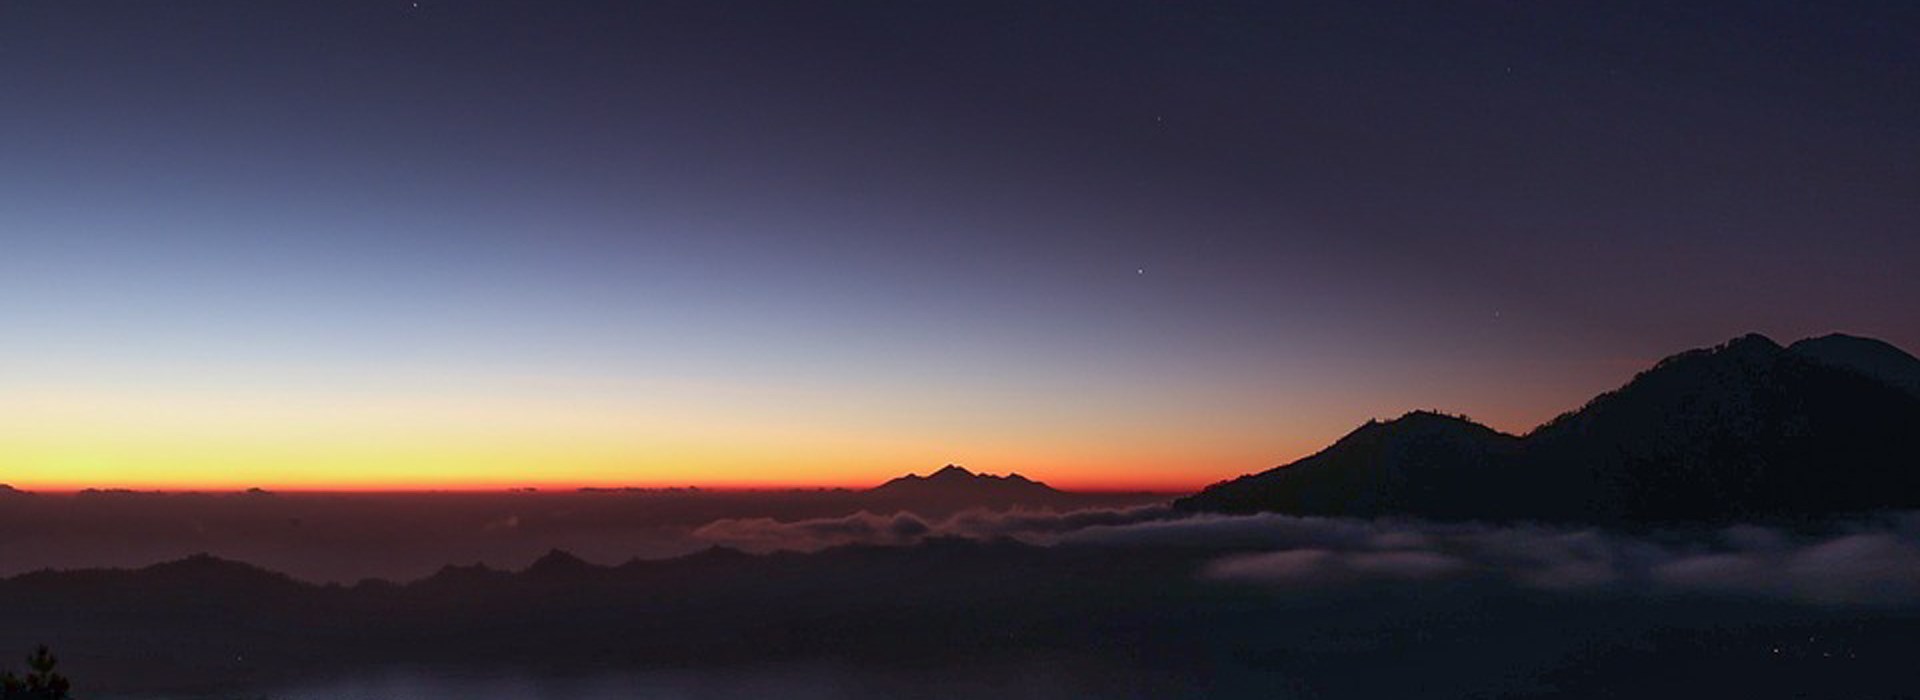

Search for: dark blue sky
xmin=3 ymin=1 xmax=1916 ymax=488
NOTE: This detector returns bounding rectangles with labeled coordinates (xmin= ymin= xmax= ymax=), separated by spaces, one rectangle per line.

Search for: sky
xmin=2 ymin=1 xmax=1916 ymax=491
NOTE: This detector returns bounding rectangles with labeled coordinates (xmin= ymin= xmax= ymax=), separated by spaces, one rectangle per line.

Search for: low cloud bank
xmin=1124 ymin=513 xmax=1920 ymax=607
xmin=690 ymin=504 xmax=1176 ymax=551
xmin=697 ymin=507 xmax=1920 ymax=607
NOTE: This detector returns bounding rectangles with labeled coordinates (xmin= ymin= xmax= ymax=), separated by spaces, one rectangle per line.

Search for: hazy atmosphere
xmin=4 ymin=2 xmax=1918 ymax=699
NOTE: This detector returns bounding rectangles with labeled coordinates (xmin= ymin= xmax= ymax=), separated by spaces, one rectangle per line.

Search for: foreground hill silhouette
xmin=6 ymin=537 xmax=1919 ymax=699
xmin=1177 ymin=333 xmax=1920 ymax=523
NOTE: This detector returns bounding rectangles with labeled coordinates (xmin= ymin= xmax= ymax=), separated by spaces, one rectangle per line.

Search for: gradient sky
xmin=3 ymin=1 xmax=1917 ymax=490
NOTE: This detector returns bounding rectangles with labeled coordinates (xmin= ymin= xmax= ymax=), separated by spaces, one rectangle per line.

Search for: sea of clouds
xmin=693 ymin=507 xmax=1920 ymax=607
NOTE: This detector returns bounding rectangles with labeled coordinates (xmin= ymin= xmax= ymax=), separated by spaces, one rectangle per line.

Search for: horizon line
xmin=0 ymin=481 xmax=1199 ymax=495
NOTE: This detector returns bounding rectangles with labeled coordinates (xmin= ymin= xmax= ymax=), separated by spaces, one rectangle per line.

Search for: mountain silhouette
xmin=859 ymin=464 xmax=1085 ymax=514
xmin=871 ymin=464 xmax=1056 ymax=497
xmin=8 ymin=537 xmax=1919 ymax=699
xmin=1177 ymin=333 xmax=1920 ymax=523
xmin=1171 ymin=411 xmax=1523 ymax=519
xmin=523 ymin=548 xmax=599 ymax=581
xmin=1788 ymin=333 xmax=1920 ymax=397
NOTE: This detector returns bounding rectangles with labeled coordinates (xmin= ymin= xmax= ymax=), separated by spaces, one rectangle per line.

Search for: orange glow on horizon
xmin=7 ymin=358 xmax=1557 ymax=496
xmin=0 ymin=379 xmax=1339 ymax=496
xmin=0 ymin=466 xmax=1219 ymax=495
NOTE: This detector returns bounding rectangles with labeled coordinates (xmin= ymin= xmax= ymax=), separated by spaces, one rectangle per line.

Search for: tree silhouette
xmin=0 ymin=645 xmax=70 ymax=700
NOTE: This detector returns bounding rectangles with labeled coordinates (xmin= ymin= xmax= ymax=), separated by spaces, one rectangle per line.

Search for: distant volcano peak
xmin=525 ymin=549 xmax=597 ymax=578
xmin=873 ymin=465 xmax=1053 ymax=493
xmin=928 ymin=464 xmax=977 ymax=480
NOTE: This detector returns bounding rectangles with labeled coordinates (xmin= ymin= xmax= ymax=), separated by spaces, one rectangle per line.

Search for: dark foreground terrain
xmin=6 ymin=511 xmax=1919 ymax=699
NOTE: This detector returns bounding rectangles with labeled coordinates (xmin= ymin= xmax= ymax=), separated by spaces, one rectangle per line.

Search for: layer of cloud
xmin=690 ymin=504 xmax=1175 ymax=552
xmin=692 ymin=511 xmax=937 ymax=551
xmin=698 ymin=502 xmax=1920 ymax=606
xmin=1206 ymin=548 xmax=1471 ymax=586
xmin=1649 ymin=532 xmax=1920 ymax=605
xmin=1094 ymin=512 xmax=1920 ymax=607
xmin=696 ymin=506 xmax=1920 ymax=607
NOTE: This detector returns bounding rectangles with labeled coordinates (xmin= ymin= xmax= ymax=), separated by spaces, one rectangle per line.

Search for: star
xmin=1136 ymin=268 xmax=1145 ymax=275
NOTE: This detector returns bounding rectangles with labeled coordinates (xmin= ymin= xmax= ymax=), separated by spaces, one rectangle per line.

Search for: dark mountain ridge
xmin=870 ymin=464 xmax=1056 ymax=496
xmin=8 ymin=536 xmax=1920 ymax=699
xmin=1787 ymin=333 xmax=1920 ymax=397
xmin=1172 ymin=411 xmax=1524 ymax=519
xmin=1178 ymin=333 xmax=1920 ymax=523
xmin=861 ymin=464 xmax=1090 ymax=514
